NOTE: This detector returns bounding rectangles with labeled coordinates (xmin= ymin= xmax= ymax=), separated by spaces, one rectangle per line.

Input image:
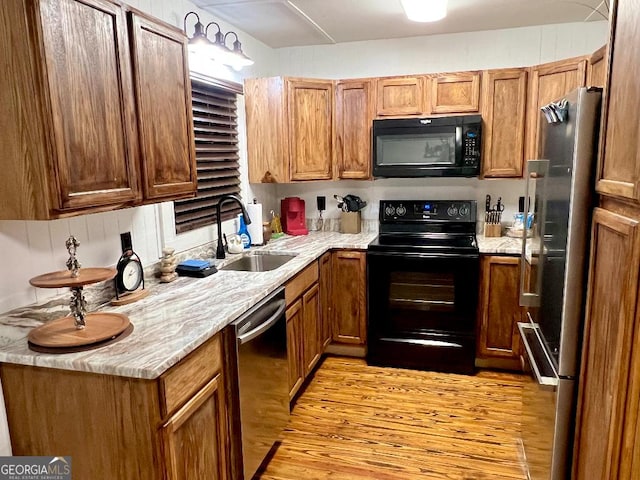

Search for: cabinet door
xmin=573 ymin=207 xmax=640 ymax=480
xmin=287 ymin=79 xmax=333 ymax=181
xmin=286 ymin=300 xmax=304 ymax=400
xmin=481 ymin=69 xmax=527 ymax=177
xmin=376 ymin=76 xmax=424 ymax=116
xmin=335 ymin=80 xmax=374 ymax=179
xmin=162 ymin=375 xmax=229 ymax=480
xmin=477 ymin=256 xmax=522 ymax=360
xmin=245 ymin=77 xmax=289 ymax=183
xmin=302 ymin=284 xmax=321 ymax=375
xmin=331 ymin=251 xmax=367 ymax=345
xmin=587 ymin=45 xmax=607 ymax=88
xmin=319 ymin=252 xmax=333 ymax=349
xmin=525 ymin=57 xmax=587 ymax=161
xmin=129 ymin=12 xmax=196 ymax=200
xmin=39 ymin=0 xmax=140 ymax=211
xmin=429 ymin=72 xmax=481 ymax=114
xmin=597 ymin=0 xmax=640 ymax=202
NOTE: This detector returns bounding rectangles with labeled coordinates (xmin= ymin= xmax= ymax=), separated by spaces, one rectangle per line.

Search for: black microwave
xmin=372 ymin=115 xmax=482 ymax=177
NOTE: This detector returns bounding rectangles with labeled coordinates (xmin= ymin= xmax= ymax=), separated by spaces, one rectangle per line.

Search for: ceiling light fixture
xmin=183 ymin=12 xmax=254 ymax=70
xmin=400 ymin=0 xmax=448 ymax=22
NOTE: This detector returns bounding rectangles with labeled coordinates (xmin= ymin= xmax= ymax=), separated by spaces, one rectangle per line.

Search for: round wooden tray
xmin=29 ymin=268 xmax=117 ymax=289
xmin=28 ymin=312 xmax=130 ymax=348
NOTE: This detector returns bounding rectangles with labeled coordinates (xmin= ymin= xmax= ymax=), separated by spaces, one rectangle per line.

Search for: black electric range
xmin=367 ymin=200 xmax=480 ymax=374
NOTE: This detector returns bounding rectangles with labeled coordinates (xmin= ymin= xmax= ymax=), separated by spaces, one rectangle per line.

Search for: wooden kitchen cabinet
xmin=587 ymin=45 xmax=607 ymax=88
xmin=573 ymin=206 xmax=640 ymax=480
xmin=376 ymin=76 xmax=425 ymax=116
xmin=285 ymin=261 xmax=322 ymax=400
xmin=162 ymin=375 xmax=228 ymax=480
xmin=481 ymin=68 xmax=528 ymax=177
xmin=476 ymin=255 xmax=523 ymax=370
xmin=319 ymin=252 xmax=333 ymax=349
xmin=335 ymin=79 xmax=374 ymax=179
xmin=428 ymin=72 xmax=481 ymax=114
xmin=245 ymin=77 xmax=334 ymax=183
xmin=286 ymin=299 xmax=305 ymax=400
xmin=302 ymin=284 xmax=321 ymax=375
xmin=525 ymin=56 xmax=587 ymax=162
xmin=596 ymin=0 xmax=640 ymax=202
xmin=0 ymin=333 xmax=233 ymax=480
xmin=331 ymin=250 xmax=367 ymax=345
xmin=128 ymin=10 xmax=196 ymax=201
xmin=0 ymin=0 xmax=196 ymax=220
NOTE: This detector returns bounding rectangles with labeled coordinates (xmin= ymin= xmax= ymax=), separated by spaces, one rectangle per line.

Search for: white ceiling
xmin=190 ymin=0 xmax=609 ymax=48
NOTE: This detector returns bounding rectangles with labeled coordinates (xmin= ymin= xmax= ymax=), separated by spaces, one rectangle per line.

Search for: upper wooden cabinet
xmin=376 ymin=76 xmax=425 ymax=116
xmin=331 ymin=250 xmax=367 ymax=345
xmin=0 ymin=0 xmax=196 ymax=220
xmin=597 ymin=0 xmax=640 ymax=202
xmin=428 ymin=72 xmax=481 ymax=114
xmin=288 ymin=79 xmax=334 ymax=181
xmin=481 ymin=68 xmax=528 ymax=177
xmin=587 ymin=45 xmax=607 ymax=88
xmin=335 ymin=80 xmax=374 ymax=179
xmin=245 ymin=77 xmax=334 ymax=183
xmin=525 ymin=57 xmax=587 ymax=161
xmin=128 ymin=11 xmax=196 ymax=201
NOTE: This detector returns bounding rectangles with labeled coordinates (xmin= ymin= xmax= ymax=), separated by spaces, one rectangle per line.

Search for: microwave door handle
xmin=519 ymin=159 xmax=549 ymax=307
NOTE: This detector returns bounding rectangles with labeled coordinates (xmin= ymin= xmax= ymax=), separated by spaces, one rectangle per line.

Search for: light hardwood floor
xmin=259 ymin=356 xmax=527 ymax=480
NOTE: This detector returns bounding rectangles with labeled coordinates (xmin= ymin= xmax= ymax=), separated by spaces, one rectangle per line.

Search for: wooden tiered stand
xmin=27 ymin=237 xmax=131 ymax=351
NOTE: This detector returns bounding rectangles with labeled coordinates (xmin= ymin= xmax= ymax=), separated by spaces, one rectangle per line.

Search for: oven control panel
xmin=381 ymin=200 xmax=476 ymax=222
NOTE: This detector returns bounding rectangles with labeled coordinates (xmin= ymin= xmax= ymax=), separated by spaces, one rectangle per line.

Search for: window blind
xmin=174 ymin=77 xmax=243 ymax=234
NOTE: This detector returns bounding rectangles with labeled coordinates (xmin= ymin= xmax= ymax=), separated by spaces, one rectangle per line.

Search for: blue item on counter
xmin=238 ymin=214 xmax=251 ymax=249
xmin=178 ymin=259 xmax=210 ymax=271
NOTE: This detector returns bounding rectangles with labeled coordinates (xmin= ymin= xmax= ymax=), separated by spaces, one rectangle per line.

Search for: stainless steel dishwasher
xmin=232 ymin=287 xmax=289 ymax=479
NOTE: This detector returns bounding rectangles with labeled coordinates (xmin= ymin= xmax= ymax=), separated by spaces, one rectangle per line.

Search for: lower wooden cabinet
xmin=285 ymin=261 xmax=322 ymax=400
xmin=476 ymin=255 xmax=524 ymax=369
xmin=319 ymin=252 xmax=333 ymax=348
xmin=331 ymin=250 xmax=367 ymax=345
xmin=573 ymin=206 xmax=640 ymax=479
xmin=0 ymin=333 xmax=232 ymax=480
xmin=161 ymin=375 xmax=228 ymax=480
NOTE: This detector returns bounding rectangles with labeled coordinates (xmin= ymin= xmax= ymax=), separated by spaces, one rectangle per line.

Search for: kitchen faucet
xmin=216 ymin=194 xmax=251 ymax=259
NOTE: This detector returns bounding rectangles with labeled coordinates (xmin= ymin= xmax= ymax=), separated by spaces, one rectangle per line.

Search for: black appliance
xmin=372 ymin=115 xmax=481 ymax=178
xmin=367 ymin=200 xmax=479 ymax=374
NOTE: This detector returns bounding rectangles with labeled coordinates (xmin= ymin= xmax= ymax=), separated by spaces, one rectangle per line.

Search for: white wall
xmin=276 ymin=21 xmax=609 ymax=78
xmin=274 ymin=21 xmax=609 ymax=223
xmin=0 ymin=0 xmax=279 ymax=315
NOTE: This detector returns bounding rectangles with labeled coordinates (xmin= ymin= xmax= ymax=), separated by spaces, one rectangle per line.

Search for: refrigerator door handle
xmin=518 ymin=322 xmax=558 ymax=390
xmin=519 ymin=159 xmax=549 ymax=308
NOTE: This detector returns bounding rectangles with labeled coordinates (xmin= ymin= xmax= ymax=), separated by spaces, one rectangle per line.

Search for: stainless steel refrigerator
xmin=517 ymin=87 xmax=601 ymax=480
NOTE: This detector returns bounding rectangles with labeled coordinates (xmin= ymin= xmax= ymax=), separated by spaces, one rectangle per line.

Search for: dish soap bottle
xmin=238 ymin=214 xmax=251 ymax=249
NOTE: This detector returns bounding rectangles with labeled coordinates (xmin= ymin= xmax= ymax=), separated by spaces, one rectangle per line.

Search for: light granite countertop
xmin=0 ymin=232 xmax=376 ymax=380
xmin=0 ymin=230 xmax=527 ymax=380
xmin=476 ymin=234 xmax=523 ymax=255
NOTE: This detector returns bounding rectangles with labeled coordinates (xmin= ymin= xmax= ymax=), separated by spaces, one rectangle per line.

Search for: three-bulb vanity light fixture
xmin=183 ymin=11 xmax=254 ymax=70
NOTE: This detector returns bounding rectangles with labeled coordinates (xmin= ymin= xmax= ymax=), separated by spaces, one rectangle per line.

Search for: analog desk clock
xmin=112 ymin=232 xmax=149 ymax=305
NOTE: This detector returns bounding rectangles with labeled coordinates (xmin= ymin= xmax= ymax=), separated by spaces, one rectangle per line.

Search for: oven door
xmin=367 ymin=250 xmax=479 ymax=372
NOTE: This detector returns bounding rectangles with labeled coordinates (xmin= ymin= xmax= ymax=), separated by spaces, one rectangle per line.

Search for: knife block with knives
xmin=484 ymin=194 xmax=503 ymax=237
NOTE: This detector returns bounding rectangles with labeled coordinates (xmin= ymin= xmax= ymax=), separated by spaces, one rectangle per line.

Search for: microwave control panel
xmin=463 ymin=127 xmax=481 ymax=167
xmin=380 ymin=200 xmax=476 ymax=222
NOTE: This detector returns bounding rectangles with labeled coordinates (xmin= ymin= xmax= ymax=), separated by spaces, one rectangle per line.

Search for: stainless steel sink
xmin=220 ymin=252 xmax=297 ymax=272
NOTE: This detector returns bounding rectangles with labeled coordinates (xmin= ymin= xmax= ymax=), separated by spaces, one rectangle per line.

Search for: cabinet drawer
xmin=285 ymin=262 xmax=319 ymax=305
xmin=160 ymin=334 xmax=222 ymax=417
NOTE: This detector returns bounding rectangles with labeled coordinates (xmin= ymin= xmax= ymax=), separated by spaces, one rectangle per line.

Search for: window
xmin=174 ymin=75 xmax=243 ymax=234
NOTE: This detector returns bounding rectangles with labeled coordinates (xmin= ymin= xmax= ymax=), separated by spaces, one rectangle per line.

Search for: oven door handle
xmin=367 ymin=251 xmax=479 ymax=260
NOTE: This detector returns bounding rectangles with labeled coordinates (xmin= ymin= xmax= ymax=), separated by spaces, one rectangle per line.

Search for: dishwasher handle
xmin=237 ymin=299 xmax=286 ymax=345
